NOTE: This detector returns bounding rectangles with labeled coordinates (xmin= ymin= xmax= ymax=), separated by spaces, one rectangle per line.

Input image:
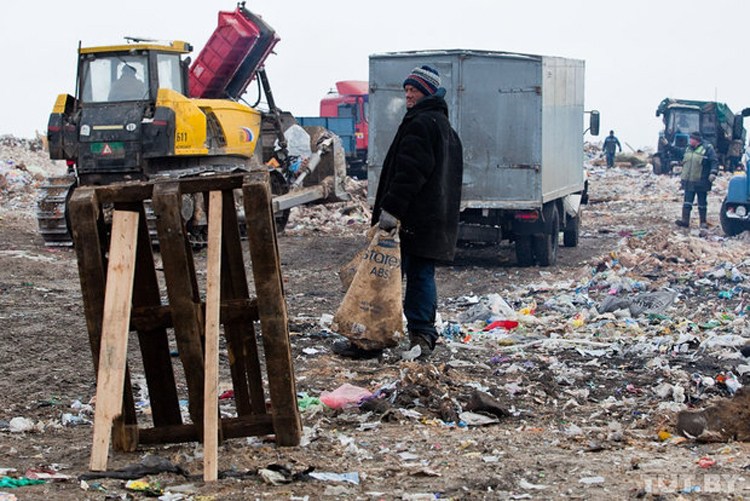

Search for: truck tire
xmin=652 ymin=156 xmax=663 ymax=175
xmin=515 ymin=235 xmax=535 ymax=267
xmin=563 ymin=210 xmax=580 ymax=248
xmin=533 ymin=204 xmax=559 ymax=266
xmin=720 ymin=199 xmax=745 ymax=236
xmin=346 ymin=159 xmax=367 ymax=180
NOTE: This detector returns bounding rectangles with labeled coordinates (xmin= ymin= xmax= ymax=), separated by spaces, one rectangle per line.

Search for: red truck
xmin=298 ymin=81 xmax=369 ymax=179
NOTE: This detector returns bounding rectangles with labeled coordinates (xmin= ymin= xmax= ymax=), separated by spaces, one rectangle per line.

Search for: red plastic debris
xmin=483 ymin=320 xmax=519 ymax=331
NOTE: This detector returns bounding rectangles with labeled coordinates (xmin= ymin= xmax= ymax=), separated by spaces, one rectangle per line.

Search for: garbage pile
xmin=285 ymin=176 xmax=371 ymax=236
xmin=2 ymin=137 xmax=750 ymax=498
xmin=299 ymin=153 xmax=750 ymax=446
xmin=0 ymin=135 xmax=66 ymax=211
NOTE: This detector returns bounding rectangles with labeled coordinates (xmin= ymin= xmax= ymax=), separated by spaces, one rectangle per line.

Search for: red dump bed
xmin=189 ymin=5 xmax=279 ymax=99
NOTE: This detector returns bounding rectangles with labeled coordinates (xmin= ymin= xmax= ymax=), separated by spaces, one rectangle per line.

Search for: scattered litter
xmin=579 ymin=476 xmax=605 ymax=485
xmin=319 ymin=383 xmax=372 ymax=410
xmin=308 ymin=471 xmax=360 ymax=485
xmin=0 ymin=477 xmax=45 ymax=489
xmin=458 ymin=411 xmax=500 ymax=426
xmin=519 ymin=479 xmax=548 ymax=490
xmin=7 ymin=418 xmax=35 ymax=433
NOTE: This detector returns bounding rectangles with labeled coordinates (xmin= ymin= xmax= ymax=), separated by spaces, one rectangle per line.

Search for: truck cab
xmin=320 ymin=81 xmax=369 ymax=161
xmin=653 ymin=98 xmax=745 ymax=174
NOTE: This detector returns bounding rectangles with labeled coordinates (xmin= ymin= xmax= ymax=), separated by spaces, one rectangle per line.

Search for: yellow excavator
xmin=39 ymin=2 xmax=348 ymax=245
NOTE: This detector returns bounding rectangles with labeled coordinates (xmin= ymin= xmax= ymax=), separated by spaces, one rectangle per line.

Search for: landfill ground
xmin=1 ymin=136 xmax=750 ymax=500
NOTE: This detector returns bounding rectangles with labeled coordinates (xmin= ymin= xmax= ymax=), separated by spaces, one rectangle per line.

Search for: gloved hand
xmin=378 ymin=210 xmax=398 ymax=231
xmin=708 ymin=173 xmax=717 ymax=183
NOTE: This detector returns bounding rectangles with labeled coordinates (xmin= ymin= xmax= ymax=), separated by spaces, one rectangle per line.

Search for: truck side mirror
xmin=589 ymin=110 xmax=600 ymax=136
xmin=742 ymin=108 xmax=750 ymax=117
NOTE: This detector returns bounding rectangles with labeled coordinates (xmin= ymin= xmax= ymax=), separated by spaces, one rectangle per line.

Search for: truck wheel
xmin=720 ymin=199 xmax=745 ymax=236
xmin=563 ymin=210 xmax=580 ymax=248
xmin=347 ymin=159 xmax=367 ymax=180
xmin=515 ymin=236 xmax=535 ymax=267
xmin=533 ymin=204 xmax=559 ymax=266
xmin=652 ymin=156 xmax=663 ymax=175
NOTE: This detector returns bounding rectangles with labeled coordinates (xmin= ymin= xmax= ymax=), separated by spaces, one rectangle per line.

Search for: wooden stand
xmin=68 ymin=172 xmax=301 ymax=474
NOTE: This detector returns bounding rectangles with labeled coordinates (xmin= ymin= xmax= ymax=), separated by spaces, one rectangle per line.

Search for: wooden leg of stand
xmin=203 ymin=191 xmax=222 ymax=482
xmin=89 ymin=209 xmax=139 ymax=471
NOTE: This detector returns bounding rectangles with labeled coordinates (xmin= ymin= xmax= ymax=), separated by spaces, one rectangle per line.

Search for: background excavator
xmin=38 ymin=2 xmax=348 ymax=245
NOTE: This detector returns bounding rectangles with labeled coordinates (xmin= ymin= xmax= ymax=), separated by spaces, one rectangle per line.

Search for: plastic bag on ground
xmin=320 ymin=383 xmax=373 ymax=410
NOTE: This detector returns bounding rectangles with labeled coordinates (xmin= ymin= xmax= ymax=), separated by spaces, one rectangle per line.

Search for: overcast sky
xmin=2 ymin=0 xmax=749 ymax=150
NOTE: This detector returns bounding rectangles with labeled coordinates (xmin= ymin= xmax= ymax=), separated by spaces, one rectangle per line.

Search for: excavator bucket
xmin=189 ymin=3 xmax=279 ymax=99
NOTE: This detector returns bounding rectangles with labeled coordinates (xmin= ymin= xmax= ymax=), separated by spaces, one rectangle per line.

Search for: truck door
xmin=460 ymin=56 xmax=542 ymax=206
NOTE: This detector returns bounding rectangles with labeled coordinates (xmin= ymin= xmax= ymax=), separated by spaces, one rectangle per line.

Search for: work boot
xmin=408 ymin=332 xmax=435 ymax=359
xmin=331 ymin=340 xmax=382 ymax=360
xmin=699 ymin=209 xmax=708 ymax=229
xmin=675 ymin=207 xmax=691 ymax=228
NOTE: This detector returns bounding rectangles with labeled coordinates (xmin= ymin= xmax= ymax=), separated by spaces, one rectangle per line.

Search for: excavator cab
xmin=48 ymin=41 xmax=198 ymax=184
xmin=79 ymin=47 xmax=187 ymax=104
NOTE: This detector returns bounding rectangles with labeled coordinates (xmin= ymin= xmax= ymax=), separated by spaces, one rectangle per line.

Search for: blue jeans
xmin=401 ymin=253 xmax=438 ymax=345
xmin=605 ymin=151 xmax=615 ymax=168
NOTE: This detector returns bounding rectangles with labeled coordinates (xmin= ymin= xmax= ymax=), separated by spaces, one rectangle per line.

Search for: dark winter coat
xmin=372 ymin=93 xmax=463 ymax=261
xmin=680 ymin=141 xmax=718 ymax=192
xmin=603 ymin=135 xmax=621 ymax=154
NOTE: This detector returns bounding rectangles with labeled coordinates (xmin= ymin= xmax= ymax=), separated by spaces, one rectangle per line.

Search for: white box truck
xmin=368 ymin=50 xmax=599 ymax=266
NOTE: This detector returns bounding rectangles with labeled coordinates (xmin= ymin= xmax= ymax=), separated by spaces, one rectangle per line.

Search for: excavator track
xmin=36 ymin=174 xmax=76 ymax=247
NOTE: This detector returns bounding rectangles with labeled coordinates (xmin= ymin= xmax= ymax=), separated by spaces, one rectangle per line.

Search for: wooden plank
xmin=91 ymin=173 xmax=247 ymax=205
xmin=203 ymin=191 xmax=223 ymax=482
xmin=152 ymin=182 xmax=205 ymax=430
xmin=111 ymin=416 xmax=139 ymax=452
xmin=131 ymin=203 xmax=181 ymax=428
xmin=69 ymin=188 xmax=107 ymax=359
xmin=242 ymin=175 xmax=302 ymax=446
xmin=89 ymin=209 xmax=139 ymax=471
xmin=138 ymin=414 xmax=275 ymax=444
xmin=130 ymin=298 xmax=259 ymax=332
xmin=69 ymin=190 xmax=138 ymax=452
xmin=220 ymin=189 xmax=265 ymax=416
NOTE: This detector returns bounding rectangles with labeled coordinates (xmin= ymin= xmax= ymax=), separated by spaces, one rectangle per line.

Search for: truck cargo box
xmin=368 ymin=50 xmax=586 ymax=210
xmin=189 ymin=5 xmax=279 ymax=99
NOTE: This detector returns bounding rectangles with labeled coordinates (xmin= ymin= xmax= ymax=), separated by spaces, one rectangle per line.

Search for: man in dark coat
xmin=675 ymin=131 xmax=718 ymax=229
xmin=334 ymin=65 xmax=463 ymax=359
xmin=602 ymin=130 xmax=622 ymax=168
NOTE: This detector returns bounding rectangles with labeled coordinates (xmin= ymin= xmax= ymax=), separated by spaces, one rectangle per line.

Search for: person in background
xmin=675 ymin=131 xmax=718 ymax=229
xmin=332 ymin=65 xmax=464 ymax=359
xmin=602 ymin=130 xmax=622 ymax=168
